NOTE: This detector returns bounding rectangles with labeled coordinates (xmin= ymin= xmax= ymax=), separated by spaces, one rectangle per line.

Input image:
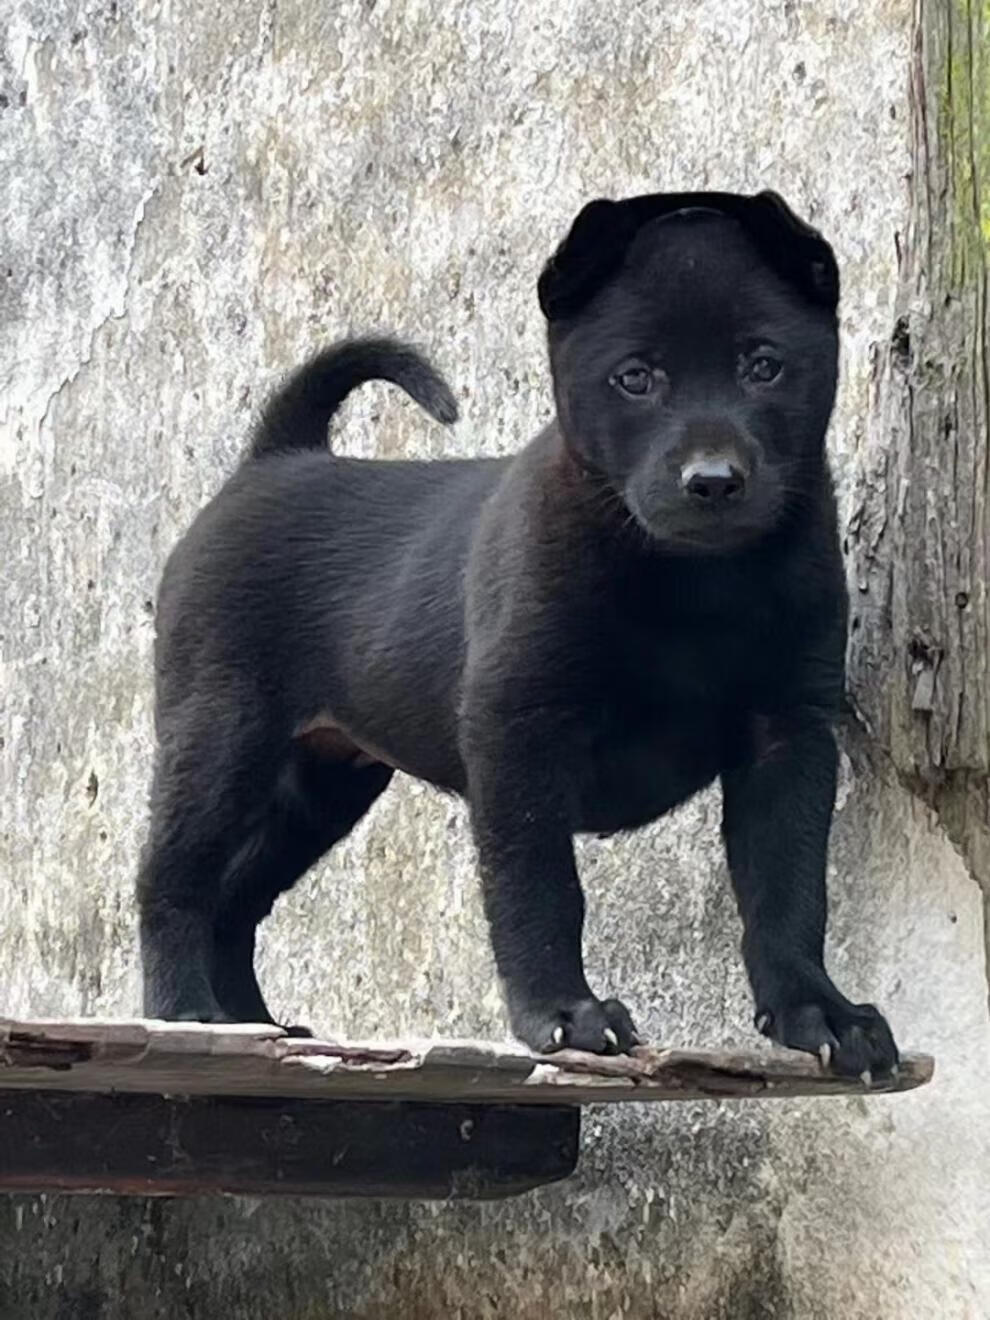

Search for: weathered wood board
xmin=0 ymin=1018 xmax=933 ymax=1104
xmin=0 ymin=1019 xmax=933 ymax=1200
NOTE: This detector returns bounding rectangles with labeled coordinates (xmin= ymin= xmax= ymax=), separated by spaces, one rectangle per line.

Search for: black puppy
xmin=138 ymin=189 xmax=899 ymax=1079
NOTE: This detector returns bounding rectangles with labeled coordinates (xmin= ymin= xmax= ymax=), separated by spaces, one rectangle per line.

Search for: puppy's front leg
xmin=721 ymin=709 xmax=899 ymax=1078
xmin=463 ymin=710 xmax=638 ymax=1056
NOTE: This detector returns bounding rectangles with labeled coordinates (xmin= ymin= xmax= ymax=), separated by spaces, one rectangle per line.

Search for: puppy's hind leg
xmin=137 ymin=697 xmax=281 ymax=1024
xmin=210 ymin=747 xmax=394 ymax=1032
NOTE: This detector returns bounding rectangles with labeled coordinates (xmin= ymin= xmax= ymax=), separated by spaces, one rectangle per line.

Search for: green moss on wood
xmin=940 ymin=0 xmax=990 ymax=279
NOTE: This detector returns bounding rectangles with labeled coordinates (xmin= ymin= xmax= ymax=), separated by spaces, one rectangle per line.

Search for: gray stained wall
xmin=1 ymin=2 xmax=988 ymax=1317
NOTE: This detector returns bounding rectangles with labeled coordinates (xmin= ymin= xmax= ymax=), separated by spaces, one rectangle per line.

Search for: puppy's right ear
xmin=538 ymin=199 xmax=639 ymax=322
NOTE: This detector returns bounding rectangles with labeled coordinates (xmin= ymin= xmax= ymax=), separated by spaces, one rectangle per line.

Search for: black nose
xmin=681 ymin=458 xmax=746 ymax=505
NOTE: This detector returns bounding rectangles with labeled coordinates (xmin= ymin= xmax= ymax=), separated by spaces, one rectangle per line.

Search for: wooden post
xmin=848 ymin=0 xmax=990 ymax=947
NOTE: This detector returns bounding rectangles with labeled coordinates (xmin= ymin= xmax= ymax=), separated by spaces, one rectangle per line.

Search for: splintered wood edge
xmin=0 ymin=1018 xmax=934 ymax=1105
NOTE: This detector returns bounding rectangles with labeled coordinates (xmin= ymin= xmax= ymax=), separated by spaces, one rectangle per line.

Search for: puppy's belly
xmin=293 ymin=711 xmax=466 ymax=792
xmin=575 ymin=730 xmax=721 ymax=834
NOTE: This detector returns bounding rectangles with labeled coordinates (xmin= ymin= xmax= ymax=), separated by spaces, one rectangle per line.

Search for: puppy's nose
xmin=681 ymin=458 xmax=746 ymax=505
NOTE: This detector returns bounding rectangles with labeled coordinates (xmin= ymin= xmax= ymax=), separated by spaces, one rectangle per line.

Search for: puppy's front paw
xmin=756 ymin=993 xmax=898 ymax=1081
xmin=512 ymin=995 xmax=640 ymax=1056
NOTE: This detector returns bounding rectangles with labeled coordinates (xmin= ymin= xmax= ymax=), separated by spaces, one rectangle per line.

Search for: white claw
xmin=818 ymin=1042 xmax=832 ymax=1069
xmin=603 ymin=1028 xmax=619 ymax=1048
xmin=755 ymin=1012 xmax=771 ymax=1035
xmin=860 ymin=1069 xmax=873 ymax=1087
xmin=552 ymin=1026 xmax=565 ymax=1047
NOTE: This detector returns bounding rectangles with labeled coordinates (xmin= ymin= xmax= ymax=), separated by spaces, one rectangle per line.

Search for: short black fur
xmin=138 ymin=189 xmax=898 ymax=1078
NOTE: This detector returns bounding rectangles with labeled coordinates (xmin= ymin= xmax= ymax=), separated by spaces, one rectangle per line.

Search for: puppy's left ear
xmin=750 ymin=190 xmax=840 ymax=312
xmin=538 ymin=198 xmax=641 ymax=322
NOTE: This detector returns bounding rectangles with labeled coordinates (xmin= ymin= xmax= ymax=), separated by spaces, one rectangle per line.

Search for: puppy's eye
xmin=610 ymin=362 xmax=660 ymax=398
xmin=743 ymin=353 xmax=783 ymax=385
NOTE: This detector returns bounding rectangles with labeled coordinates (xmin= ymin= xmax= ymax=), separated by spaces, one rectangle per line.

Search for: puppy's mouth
xmin=624 ymin=486 xmax=780 ymax=554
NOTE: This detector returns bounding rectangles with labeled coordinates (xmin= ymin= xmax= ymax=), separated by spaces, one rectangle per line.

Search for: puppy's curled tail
xmin=249 ymin=337 xmax=459 ymax=458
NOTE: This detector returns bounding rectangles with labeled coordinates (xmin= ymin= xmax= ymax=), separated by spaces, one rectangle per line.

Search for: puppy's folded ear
xmin=749 ymin=190 xmax=839 ymax=312
xmin=537 ymin=198 xmax=641 ymax=322
xmin=538 ymin=189 xmax=839 ymax=323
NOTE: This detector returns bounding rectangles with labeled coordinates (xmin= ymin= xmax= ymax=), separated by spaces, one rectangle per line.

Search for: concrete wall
xmin=1 ymin=2 xmax=988 ymax=1316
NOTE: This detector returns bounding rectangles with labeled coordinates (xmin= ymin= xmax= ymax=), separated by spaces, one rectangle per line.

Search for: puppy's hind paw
xmin=280 ymin=1022 xmax=314 ymax=1038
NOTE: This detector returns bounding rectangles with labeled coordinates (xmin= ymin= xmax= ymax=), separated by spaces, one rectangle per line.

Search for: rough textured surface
xmin=847 ymin=0 xmax=990 ymax=985
xmin=1 ymin=1 xmax=988 ymax=1316
xmin=849 ymin=0 xmax=990 ymax=779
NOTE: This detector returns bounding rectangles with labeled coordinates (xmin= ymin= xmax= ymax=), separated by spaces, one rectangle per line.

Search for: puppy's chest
xmin=577 ymin=708 xmax=722 ymax=833
xmin=615 ymin=606 xmax=785 ymax=705
xmin=573 ymin=616 xmax=789 ymax=833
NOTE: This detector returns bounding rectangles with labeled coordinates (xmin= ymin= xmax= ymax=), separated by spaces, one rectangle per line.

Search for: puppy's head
xmin=539 ymin=191 xmax=839 ymax=553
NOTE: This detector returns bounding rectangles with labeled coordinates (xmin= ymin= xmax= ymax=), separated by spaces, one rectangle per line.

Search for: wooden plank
xmin=0 ymin=1018 xmax=935 ymax=1105
xmin=0 ymin=1089 xmax=579 ymax=1200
